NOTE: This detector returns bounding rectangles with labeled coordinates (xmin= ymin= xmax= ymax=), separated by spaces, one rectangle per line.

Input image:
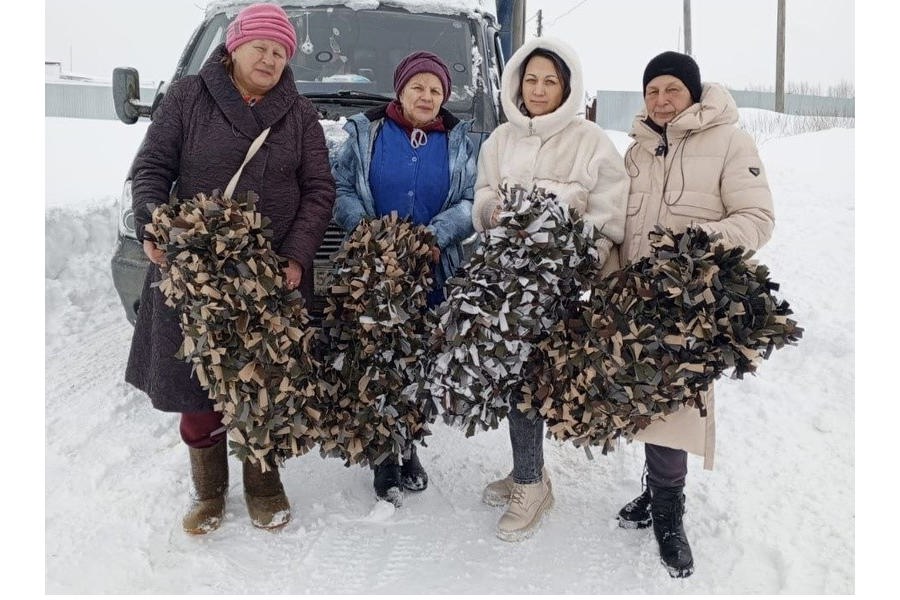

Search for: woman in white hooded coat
xmin=472 ymin=37 xmax=629 ymax=542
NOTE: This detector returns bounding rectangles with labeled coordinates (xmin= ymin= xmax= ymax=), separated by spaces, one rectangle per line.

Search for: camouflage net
xmin=316 ymin=213 xmax=437 ymax=467
xmin=420 ymin=185 xmax=602 ymax=435
xmin=148 ymin=192 xmax=323 ymax=469
xmin=526 ymin=226 xmax=804 ymax=456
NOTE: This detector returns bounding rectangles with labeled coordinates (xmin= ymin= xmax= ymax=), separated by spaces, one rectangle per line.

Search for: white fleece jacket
xmin=472 ymin=37 xmax=628 ymax=255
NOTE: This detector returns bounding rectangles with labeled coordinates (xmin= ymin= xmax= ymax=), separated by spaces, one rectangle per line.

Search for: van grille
xmin=309 ymin=222 xmax=345 ymax=320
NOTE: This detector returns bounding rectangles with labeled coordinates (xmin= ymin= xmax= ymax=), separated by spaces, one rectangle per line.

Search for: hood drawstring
xmin=662 ymin=130 xmax=693 ymax=206
xmin=410 ymin=128 xmax=427 ymax=148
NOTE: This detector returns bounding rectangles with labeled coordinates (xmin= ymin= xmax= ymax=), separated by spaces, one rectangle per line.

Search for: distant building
xmin=45 ymin=64 xmax=157 ymax=120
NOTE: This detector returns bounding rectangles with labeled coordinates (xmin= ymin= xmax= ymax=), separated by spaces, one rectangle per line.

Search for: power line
xmin=546 ymin=0 xmax=590 ymax=28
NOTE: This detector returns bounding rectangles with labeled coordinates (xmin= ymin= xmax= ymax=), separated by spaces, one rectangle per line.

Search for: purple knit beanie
xmin=393 ymin=51 xmax=452 ymax=102
xmin=226 ymin=4 xmax=297 ymax=59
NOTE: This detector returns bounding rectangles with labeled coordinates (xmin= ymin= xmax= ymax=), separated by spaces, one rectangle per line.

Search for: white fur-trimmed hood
xmin=500 ymin=36 xmax=585 ymax=141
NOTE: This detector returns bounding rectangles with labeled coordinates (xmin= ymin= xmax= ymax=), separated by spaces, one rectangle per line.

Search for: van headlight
xmin=118 ymin=180 xmax=136 ymax=239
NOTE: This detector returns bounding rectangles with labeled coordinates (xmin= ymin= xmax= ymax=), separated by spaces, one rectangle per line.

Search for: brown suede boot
xmin=243 ymin=459 xmax=291 ymax=530
xmin=182 ymin=440 xmax=228 ymax=534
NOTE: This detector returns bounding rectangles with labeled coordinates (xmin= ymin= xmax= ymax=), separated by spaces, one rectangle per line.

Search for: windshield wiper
xmin=302 ymin=90 xmax=394 ymax=103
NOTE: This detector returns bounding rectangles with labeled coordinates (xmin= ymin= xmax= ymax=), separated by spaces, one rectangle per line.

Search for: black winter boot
xmin=649 ymin=485 xmax=694 ymax=578
xmin=373 ymin=459 xmax=403 ymax=507
xmin=617 ymin=486 xmax=652 ymax=529
xmin=400 ymin=445 xmax=428 ymax=492
xmin=618 ymin=465 xmax=654 ymax=529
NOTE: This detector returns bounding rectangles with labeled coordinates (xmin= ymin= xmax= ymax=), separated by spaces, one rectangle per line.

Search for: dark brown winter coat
xmin=125 ymin=44 xmax=336 ymax=413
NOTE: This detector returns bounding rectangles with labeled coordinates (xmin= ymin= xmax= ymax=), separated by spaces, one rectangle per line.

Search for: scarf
xmin=386 ymin=100 xmax=447 ymax=147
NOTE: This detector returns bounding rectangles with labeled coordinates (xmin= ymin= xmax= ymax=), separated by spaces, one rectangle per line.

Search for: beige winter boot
xmin=243 ymin=459 xmax=291 ymax=530
xmin=496 ymin=475 xmax=554 ymax=542
xmin=482 ymin=466 xmax=550 ymax=507
xmin=182 ymin=440 xmax=228 ymax=534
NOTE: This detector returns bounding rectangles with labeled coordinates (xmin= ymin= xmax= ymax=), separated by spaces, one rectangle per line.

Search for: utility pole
xmin=536 ymin=9 xmax=542 ymax=37
xmin=512 ymin=0 xmax=526 ymax=54
xmin=775 ymin=0 xmax=786 ymax=112
xmin=683 ymin=0 xmax=692 ymax=56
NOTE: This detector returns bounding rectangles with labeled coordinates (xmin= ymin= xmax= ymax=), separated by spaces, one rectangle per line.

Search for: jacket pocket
xmin=626 ymin=191 xmax=645 ymax=216
xmin=665 ymin=199 xmax=723 ymax=229
xmin=622 ymin=192 xmax=646 ymax=260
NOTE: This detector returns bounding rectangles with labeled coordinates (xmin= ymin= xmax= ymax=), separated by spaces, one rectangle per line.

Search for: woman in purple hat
xmin=332 ymin=51 xmax=477 ymax=506
xmin=125 ymin=3 xmax=335 ymax=534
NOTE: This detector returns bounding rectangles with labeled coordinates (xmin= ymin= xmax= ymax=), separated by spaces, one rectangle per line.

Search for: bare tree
xmin=828 ymin=80 xmax=855 ymax=99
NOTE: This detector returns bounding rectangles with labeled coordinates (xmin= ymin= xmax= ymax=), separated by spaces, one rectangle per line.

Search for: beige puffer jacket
xmin=472 ymin=37 xmax=628 ymax=259
xmin=624 ymin=82 xmax=775 ymax=469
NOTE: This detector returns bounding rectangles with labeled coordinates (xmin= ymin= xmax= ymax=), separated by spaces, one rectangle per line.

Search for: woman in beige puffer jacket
xmin=616 ymin=50 xmax=774 ymax=579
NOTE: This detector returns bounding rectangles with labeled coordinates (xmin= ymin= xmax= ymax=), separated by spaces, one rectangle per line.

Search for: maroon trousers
xmin=180 ymin=410 xmax=226 ymax=448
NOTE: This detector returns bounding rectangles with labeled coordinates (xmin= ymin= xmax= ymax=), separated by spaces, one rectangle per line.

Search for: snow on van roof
xmin=205 ymin=0 xmax=496 ymax=19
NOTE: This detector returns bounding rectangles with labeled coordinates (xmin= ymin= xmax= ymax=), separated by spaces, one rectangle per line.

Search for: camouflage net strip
xmin=147 ymin=189 xmax=803 ymax=466
xmin=526 ymin=226 xmax=804 ymax=456
xmin=420 ymin=185 xmax=602 ymax=436
xmin=316 ymin=213 xmax=437 ymax=467
xmin=148 ymin=192 xmax=323 ymax=469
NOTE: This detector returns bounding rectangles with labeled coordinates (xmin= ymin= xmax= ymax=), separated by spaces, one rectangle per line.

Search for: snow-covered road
xmin=44 ymin=116 xmax=854 ymax=594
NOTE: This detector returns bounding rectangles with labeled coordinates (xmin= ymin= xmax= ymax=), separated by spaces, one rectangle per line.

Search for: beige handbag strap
xmin=223 ymin=127 xmax=271 ymax=199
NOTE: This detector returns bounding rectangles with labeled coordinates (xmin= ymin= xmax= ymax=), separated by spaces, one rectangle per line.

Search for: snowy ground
xmin=44 ymin=114 xmax=854 ymax=594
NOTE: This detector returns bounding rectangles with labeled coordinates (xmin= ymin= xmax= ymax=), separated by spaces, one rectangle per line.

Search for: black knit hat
xmin=642 ymin=51 xmax=702 ymax=103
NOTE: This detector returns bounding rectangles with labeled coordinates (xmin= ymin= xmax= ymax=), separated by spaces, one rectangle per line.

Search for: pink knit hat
xmin=393 ymin=51 xmax=452 ymax=103
xmin=226 ymin=4 xmax=297 ymax=58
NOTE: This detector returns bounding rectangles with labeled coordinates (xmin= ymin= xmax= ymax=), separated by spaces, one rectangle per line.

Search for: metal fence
xmin=45 ymin=81 xmax=158 ymax=120
xmin=594 ymin=89 xmax=855 ymax=132
xmin=45 ymin=80 xmax=855 ymax=129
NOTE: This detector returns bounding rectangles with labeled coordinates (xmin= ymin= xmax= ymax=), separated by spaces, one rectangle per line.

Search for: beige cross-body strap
xmin=223 ymin=127 xmax=271 ymax=200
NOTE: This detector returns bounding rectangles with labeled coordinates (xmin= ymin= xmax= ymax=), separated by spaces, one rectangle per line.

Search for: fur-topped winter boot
xmin=243 ymin=459 xmax=291 ymax=530
xmin=182 ymin=440 xmax=228 ymax=534
xmin=650 ymin=485 xmax=694 ymax=578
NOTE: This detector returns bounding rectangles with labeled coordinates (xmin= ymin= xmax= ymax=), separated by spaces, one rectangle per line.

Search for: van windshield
xmin=184 ymin=7 xmax=479 ymax=118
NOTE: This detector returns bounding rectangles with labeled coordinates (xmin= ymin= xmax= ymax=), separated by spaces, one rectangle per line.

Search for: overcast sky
xmin=44 ymin=0 xmax=854 ymax=93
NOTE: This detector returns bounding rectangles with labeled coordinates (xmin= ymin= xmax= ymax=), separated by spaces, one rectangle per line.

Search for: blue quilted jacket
xmin=332 ymin=105 xmax=477 ymax=292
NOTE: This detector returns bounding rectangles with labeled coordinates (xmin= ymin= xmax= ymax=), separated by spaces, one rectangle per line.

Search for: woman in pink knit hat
xmin=125 ymin=3 xmax=335 ymax=535
xmin=224 ymin=3 xmax=298 ymax=102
